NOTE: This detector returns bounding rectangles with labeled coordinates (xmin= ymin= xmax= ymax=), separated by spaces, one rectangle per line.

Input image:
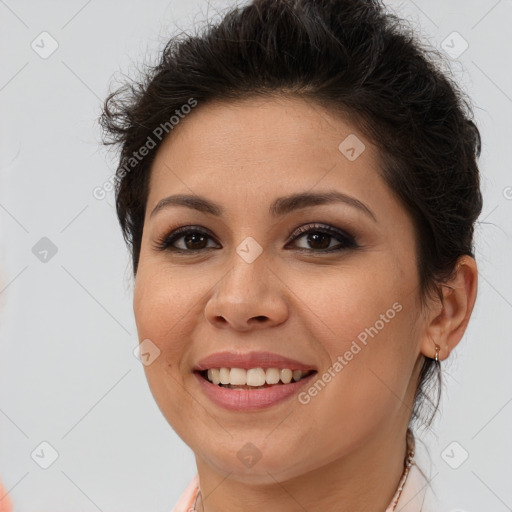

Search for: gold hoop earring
xmin=434 ymin=343 xmax=440 ymax=362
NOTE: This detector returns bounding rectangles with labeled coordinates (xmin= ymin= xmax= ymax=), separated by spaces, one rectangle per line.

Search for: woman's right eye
xmin=153 ymin=227 xmax=219 ymax=253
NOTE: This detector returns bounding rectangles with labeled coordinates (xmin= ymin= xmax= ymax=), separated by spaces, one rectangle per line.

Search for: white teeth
xmin=292 ymin=370 xmax=303 ymax=382
xmin=229 ymin=368 xmax=247 ymax=385
xmin=204 ymin=367 xmax=309 ymax=386
xmin=265 ymin=368 xmax=280 ymax=384
xmin=247 ymin=368 xmax=266 ymax=386
xmin=208 ymin=368 xmax=221 ymax=385
xmin=280 ymin=368 xmax=293 ymax=384
xmin=219 ymin=367 xmax=230 ymax=385
xmin=211 ymin=368 xmax=221 ymax=385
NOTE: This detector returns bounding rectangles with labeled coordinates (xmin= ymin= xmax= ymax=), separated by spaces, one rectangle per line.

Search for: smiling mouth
xmin=197 ymin=368 xmax=317 ymax=389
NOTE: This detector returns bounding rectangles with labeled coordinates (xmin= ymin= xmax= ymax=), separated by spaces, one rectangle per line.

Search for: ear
xmin=420 ymin=255 xmax=478 ymax=361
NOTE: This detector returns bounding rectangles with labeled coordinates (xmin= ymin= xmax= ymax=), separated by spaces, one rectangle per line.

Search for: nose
xmin=204 ymin=251 xmax=289 ymax=331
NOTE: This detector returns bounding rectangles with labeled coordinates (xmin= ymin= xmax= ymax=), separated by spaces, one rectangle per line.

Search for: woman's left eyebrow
xmin=150 ymin=190 xmax=377 ymax=223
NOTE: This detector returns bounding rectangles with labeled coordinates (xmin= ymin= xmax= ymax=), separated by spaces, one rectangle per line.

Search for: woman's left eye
xmin=289 ymin=224 xmax=358 ymax=252
xmin=153 ymin=223 xmax=358 ymax=254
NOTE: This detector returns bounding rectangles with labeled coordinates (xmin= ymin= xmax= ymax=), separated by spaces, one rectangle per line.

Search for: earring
xmin=434 ymin=344 xmax=440 ymax=362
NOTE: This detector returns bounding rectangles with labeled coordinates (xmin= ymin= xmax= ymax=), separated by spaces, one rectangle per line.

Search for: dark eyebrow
xmin=150 ymin=190 xmax=377 ymax=222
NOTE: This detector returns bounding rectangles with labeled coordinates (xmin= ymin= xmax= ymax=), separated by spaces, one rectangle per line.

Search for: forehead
xmin=147 ymin=96 xmax=401 ymax=224
xmin=153 ymin=96 xmax=372 ymax=162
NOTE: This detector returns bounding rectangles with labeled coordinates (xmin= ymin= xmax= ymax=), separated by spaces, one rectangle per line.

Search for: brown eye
xmin=287 ymin=224 xmax=357 ymax=253
xmin=154 ymin=226 xmax=219 ymax=252
xmin=154 ymin=223 xmax=358 ymax=254
xmin=299 ymin=232 xmax=332 ymax=250
xmin=180 ymin=231 xmax=210 ymax=250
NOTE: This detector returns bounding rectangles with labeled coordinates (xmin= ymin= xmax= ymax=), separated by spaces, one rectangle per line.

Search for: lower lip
xmin=193 ymin=371 xmax=317 ymax=411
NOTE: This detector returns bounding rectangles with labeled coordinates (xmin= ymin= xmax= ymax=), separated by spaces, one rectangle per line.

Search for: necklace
xmin=191 ymin=429 xmax=415 ymax=512
xmin=388 ymin=428 xmax=416 ymax=511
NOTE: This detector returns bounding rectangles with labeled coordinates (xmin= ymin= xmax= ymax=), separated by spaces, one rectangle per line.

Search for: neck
xmin=193 ymin=424 xmax=410 ymax=512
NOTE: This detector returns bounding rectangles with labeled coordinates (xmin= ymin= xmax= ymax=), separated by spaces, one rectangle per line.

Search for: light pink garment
xmin=172 ymin=474 xmax=200 ymax=512
xmin=171 ymin=463 xmax=432 ymax=512
xmin=0 ymin=477 xmax=13 ymax=512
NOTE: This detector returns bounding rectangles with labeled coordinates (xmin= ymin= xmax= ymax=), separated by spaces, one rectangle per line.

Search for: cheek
xmin=133 ymin=271 xmax=192 ymax=370
xmin=296 ymin=262 xmax=417 ymax=408
xmin=296 ymin=260 xmax=405 ymax=346
xmin=133 ymin=273 xmax=194 ymax=423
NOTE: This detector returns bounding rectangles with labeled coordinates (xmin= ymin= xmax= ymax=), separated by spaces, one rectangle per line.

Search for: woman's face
xmin=133 ymin=96 xmax=428 ymax=483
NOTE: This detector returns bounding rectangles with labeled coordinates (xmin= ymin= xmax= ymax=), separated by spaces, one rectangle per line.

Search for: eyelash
xmin=153 ymin=223 xmax=359 ymax=254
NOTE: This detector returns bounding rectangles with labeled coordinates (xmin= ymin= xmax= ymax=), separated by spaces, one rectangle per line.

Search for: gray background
xmin=0 ymin=0 xmax=510 ymax=510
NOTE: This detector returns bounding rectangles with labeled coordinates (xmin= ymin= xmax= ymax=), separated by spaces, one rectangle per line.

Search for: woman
xmin=0 ymin=0 xmax=479 ymax=511
xmin=98 ymin=0 xmax=481 ymax=510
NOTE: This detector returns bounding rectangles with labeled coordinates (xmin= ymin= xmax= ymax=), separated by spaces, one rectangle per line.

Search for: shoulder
xmin=0 ymin=476 xmax=13 ymax=512
xmin=171 ymin=474 xmax=199 ymax=512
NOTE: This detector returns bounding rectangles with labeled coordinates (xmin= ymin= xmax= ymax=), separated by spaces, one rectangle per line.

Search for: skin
xmin=133 ymin=96 xmax=478 ymax=512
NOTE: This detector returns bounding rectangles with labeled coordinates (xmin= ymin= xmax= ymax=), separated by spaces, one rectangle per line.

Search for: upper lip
xmin=193 ymin=351 xmax=318 ymax=372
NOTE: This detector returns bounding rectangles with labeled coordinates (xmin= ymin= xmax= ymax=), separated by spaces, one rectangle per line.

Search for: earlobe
xmin=419 ymin=255 xmax=478 ymax=361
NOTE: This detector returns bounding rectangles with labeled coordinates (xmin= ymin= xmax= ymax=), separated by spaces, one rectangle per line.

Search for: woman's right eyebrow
xmin=150 ymin=190 xmax=377 ymax=223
